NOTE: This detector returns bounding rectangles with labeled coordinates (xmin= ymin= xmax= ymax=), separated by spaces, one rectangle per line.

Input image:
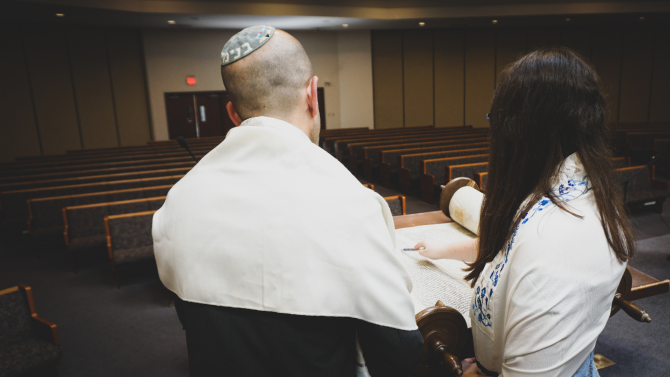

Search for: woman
xmin=416 ymin=48 xmax=635 ymax=377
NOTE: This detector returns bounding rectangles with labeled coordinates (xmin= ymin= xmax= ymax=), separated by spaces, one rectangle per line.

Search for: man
xmin=153 ymin=26 xmax=423 ymax=377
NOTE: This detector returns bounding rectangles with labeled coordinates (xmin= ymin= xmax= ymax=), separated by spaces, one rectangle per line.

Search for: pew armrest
xmin=32 ymin=315 xmax=60 ymax=347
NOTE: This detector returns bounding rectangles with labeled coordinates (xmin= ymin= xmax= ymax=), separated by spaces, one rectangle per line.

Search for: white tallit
xmin=153 ymin=116 xmax=417 ymax=331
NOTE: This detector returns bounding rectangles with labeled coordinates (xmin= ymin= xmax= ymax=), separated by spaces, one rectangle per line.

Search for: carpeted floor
xmin=0 ymin=185 xmax=668 ymax=377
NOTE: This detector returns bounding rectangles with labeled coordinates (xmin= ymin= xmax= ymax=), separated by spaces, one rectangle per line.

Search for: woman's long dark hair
xmin=465 ymin=47 xmax=635 ymax=286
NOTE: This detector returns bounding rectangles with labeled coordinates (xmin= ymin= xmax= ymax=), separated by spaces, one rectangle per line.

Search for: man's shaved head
xmin=221 ymin=30 xmax=314 ymax=120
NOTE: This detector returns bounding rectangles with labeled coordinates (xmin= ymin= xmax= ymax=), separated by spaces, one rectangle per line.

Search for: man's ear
xmin=307 ymin=76 xmax=319 ymax=118
xmin=226 ymin=101 xmax=243 ymax=126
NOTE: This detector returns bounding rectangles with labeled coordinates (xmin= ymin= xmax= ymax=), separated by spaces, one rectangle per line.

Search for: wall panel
xmin=618 ymin=27 xmax=655 ymax=122
xmin=372 ymin=31 xmax=404 ymax=129
xmin=403 ymin=30 xmax=434 ymax=127
xmin=649 ymin=27 xmax=670 ymax=122
xmin=23 ymin=25 xmax=81 ymax=155
xmin=68 ymin=28 xmax=119 ymax=149
xmin=465 ymin=30 xmax=496 ymax=128
xmin=591 ymin=27 xmax=623 ymax=120
xmin=495 ymin=28 xmax=527 ymax=84
xmin=560 ymin=27 xmax=593 ymax=61
xmin=0 ymin=25 xmax=41 ymax=162
xmin=106 ymin=29 xmax=152 ymax=145
xmin=434 ymin=30 xmax=464 ymax=128
xmin=527 ymin=28 xmax=561 ymax=51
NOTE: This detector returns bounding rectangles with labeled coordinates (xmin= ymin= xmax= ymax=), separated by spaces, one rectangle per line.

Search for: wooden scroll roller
xmin=413 ymin=301 xmax=470 ymax=377
xmin=611 ymin=267 xmax=652 ymax=323
xmin=439 ymin=178 xmax=482 ymax=235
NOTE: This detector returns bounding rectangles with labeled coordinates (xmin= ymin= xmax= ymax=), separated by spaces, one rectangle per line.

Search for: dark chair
xmin=384 ymin=195 xmax=406 ymax=216
xmin=0 ymin=285 xmax=61 ymax=377
xmin=104 ymin=210 xmax=157 ymax=288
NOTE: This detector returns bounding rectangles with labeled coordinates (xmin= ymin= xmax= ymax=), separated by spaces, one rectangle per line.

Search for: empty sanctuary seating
xmin=0 ymin=167 xmax=191 ymax=192
xmin=476 ymin=172 xmax=488 ymax=192
xmin=0 ymin=160 xmax=194 ymax=184
xmin=420 ymin=158 xmax=489 ymax=203
xmin=396 ymin=147 xmax=490 ymax=194
xmin=615 ymin=166 xmax=670 ymax=213
xmin=2 ymin=175 xmax=183 ymax=228
xmin=105 ymin=211 xmax=157 ymax=288
xmin=360 ymin=135 xmax=489 ymax=180
xmin=384 ymin=195 xmax=406 ymax=216
xmin=626 ymin=131 xmax=670 ymax=165
xmin=323 ymin=126 xmax=437 ymax=155
xmin=27 ymin=185 xmax=173 ymax=244
xmin=0 ymin=284 xmax=61 ymax=376
xmin=334 ymin=127 xmax=482 ymax=163
xmin=0 ymin=155 xmax=201 ymax=179
xmin=64 ymin=197 xmax=166 ymax=272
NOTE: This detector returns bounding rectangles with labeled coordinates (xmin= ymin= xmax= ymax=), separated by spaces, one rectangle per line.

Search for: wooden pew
xmin=0 ymin=147 xmax=210 ymax=174
xmin=346 ymin=130 xmax=487 ymax=167
xmin=612 ymin=156 xmax=630 ymax=169
xmin=334 ymin=128 xmax=482 ymax=162
xmin=384 ymin=195 xmax=406 ymax=216
xmin=398 ymin=147 xmax=490 ymax=195
xmin=1 ymin=175 xmax=182 ymax=228
xmin=64 ymin=197 xmax=166 ymax=272
xmin=379 ymin=144 xmax=490 ymax=188
xmin=420 ymin=157 xmax=489 ymax=204
xmin=381 ymin=146 xmax=488 ymax=190
xmin=27 ymin=185 xmax=173 ymax=243
xmin=612 ymin=124 xmax=670 ymax=157
xmin=362 ymin=183 xmax=405 ymax=215
xmin=336 ymin=128 xmax=484 ymax=161
xmin=626 ymin=131 xmax=670 ymax=165
xmin=615 ymin=165 xmax=670 ymax=213
xmin=323 ymin=125 xmax=438 ymax=154
xmin=0 ymin=167 xmax=191 ymax=192
xmin=0 ymin=154 xmax=203 ymax=179
xmin=350 ymin=134 xmax=489 ymax=176
xmin=0 ymin=284 xmax=61 ymax=375
xmin=11 ymin=140 xmax=219 ymax=163
xmin=475 ymin=172 xmax=488 ymax=192
xmin=359 ymin=136 xmax=489 ymax=180
xmin=0 ymin=160 xmax=194 ymax=185
xmin=105 ymin=210 xmax=157 ymax=288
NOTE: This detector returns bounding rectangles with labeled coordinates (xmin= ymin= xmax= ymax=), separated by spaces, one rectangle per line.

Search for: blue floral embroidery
xmin=471 ymin=173 xmax=591 ymax=327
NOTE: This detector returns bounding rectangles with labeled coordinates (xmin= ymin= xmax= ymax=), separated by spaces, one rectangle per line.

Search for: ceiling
xmin=3 ymin=0 xmax=670 ymax=30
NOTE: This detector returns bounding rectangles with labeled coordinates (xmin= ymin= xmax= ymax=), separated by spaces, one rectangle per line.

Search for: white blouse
xmin=470 ymin=153 xmax=627 ymax=376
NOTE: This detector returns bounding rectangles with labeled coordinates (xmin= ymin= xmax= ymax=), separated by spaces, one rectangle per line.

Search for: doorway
xmin=164 ymin=91 xmax=236 ymax=140
xmin=166 ymin=89 xmax=326 ymax=138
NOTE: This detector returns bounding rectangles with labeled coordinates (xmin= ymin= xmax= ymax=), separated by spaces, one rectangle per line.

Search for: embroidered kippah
xmin=221 ymin=25 xmax=275 ymax=66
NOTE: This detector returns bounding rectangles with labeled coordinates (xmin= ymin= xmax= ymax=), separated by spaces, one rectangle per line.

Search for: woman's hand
xmin=414 ymin=239 xmax=450 ymax=260
xmin=413 ymin=238 xmax=479 ymax=263
xmin=462 ymin=358 xmax=487 ymax=376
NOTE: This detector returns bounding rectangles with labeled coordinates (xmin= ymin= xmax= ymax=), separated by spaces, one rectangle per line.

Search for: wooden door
xmin=165 ymin=93 xmax=197 ymax=139
xmin=218 ymin=92 xmax=237 ymax=136
xmin=317 ymin=87 xmax=326 ymax=129
xmin=194 ymin=93 xmax=224 ymax=137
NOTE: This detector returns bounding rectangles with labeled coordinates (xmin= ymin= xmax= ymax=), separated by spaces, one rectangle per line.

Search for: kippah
xmin=221 ymin=25 xmax=275 ymax=66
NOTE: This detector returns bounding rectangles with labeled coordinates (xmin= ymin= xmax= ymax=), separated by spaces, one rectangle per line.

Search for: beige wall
xmin=371 ymin=26 xmax=670 ymax=128
xmin=0 ymin=24 xmax=151 ymax=162
xmin=337 ymin=30 xmax=375 ymax=130
xmin=142 ymin=28 xmax=373 ymax=139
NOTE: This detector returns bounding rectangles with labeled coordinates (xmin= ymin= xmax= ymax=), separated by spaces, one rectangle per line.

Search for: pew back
xmin=105 ymin=211 xmax=157 ymax=271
